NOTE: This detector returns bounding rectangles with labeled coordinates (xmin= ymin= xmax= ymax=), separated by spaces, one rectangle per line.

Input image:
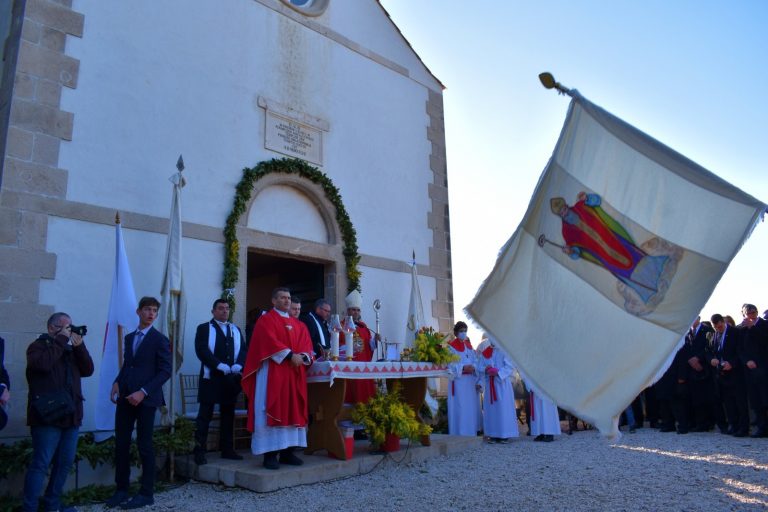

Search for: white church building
xmin=0 ymin=0 xmax=453 ymax=436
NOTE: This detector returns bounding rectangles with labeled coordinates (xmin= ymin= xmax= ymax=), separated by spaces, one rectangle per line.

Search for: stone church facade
xmin=0 ymin=0 xmax=452 ymax=435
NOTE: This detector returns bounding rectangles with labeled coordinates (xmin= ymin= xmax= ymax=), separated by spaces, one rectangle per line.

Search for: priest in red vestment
xmin=340 ymin=290 xmax=378 ymax=407
xmin=241 ymin=287 xmax=313 ymax=470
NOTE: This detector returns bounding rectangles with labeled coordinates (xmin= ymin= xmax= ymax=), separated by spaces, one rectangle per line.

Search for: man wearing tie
xmin=708 ymin=313 xmax=749 ymax=437
xmin=193 ymin=298 xmax=247 ymax=465
xmin=106 ymin=297 xmax=171 ymax=510
xmin=300 ymin=299 xmax=332 ymax=359
xmin=738 ymin=303 xmax=768 ymax=437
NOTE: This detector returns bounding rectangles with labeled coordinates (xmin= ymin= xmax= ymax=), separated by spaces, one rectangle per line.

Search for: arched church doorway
xmin=244 ymin=250 xmax=331 ymax=334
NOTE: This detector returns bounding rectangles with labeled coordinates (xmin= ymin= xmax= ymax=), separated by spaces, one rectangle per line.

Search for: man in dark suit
xmin=299 ymin=298 xmax=332 ymax=359
xmin=738 ymin=303 xmax=768 ymax=437
xmin=684 ymin=316 xmax=718 ymax=432
xmin=193 ymin=298 xmax=247 ymax=465
xmin=106 ymin=297 xmax=171 ymax=510
xmin=0 ymin=336 xmax=9 ymax=430
xmin=655 ymin=338 xmax=690 ymax=434
xmin=708 ymin=313 xmax=749 ymax=437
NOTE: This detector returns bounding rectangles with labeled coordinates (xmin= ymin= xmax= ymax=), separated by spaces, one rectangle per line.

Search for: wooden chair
xmin=179 ymin=373 xmax=200 ymax=419
xmin=180 ymin=373 xmax=251 ymax=450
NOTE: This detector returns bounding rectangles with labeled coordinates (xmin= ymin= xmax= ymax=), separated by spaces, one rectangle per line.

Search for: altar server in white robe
xmin=478 ymin=338 xmax=519 ymax=442
xmin=447 ymin=321 xmax=480 ymax=436
xmin=527 ymin=383 xmax=561 ymax=442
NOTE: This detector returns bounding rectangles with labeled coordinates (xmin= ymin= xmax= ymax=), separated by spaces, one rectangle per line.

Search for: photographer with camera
xmin=23 ymin=312 xmax=94 ymax=512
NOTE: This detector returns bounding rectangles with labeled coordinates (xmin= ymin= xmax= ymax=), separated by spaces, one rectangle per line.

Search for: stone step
xmin=175 ymin=434 xmax=482 ymax=493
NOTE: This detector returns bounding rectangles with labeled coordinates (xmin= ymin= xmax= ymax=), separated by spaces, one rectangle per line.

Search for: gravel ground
xmin=79 ymin=427 xmax=768 ymax=512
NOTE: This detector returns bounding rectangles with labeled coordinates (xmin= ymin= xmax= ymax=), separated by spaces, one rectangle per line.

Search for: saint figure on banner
xmin=543 ymin=191 xmax=682 ymax=315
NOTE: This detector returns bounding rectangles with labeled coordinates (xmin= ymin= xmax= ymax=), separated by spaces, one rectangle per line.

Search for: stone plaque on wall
xmin=265 ymin=111 xmax=323 ymax=166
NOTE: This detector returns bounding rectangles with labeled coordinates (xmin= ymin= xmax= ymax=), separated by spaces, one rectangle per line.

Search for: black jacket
xmin=300 ymin=311 xmax=331 ymax=358
xmin=0 ymin=337 xmax=9 ymax=391
xmin=194 ymin=320 xmax=246 ymax=404
xmin=115 ymin=327 xmax=171 ymax=408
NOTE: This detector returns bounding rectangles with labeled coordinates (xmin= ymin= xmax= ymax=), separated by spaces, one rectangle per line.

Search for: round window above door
xmin=280 ymin=0 xmax=329 ymax=16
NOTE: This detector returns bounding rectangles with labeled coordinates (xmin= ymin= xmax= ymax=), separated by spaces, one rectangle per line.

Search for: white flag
xmin=467 ymin=91 xmax=766 ymax=436
xmin=95 ymin=219 xmax=137 ymax=436
xmin=159 ymin=165 xmax=187 ymax=424
xmin=403 ymin=255 xmax=424 ymax=349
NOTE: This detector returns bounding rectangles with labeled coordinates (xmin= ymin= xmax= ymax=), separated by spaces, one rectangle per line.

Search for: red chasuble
xmin=342 ymin=320 xmax=376 ymax=404
xmin=241 ymin=309 xmax=314 ymax=431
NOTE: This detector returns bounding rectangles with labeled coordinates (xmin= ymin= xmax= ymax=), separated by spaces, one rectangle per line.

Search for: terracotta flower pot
xmin=382 ymin=433 xmax=400 ymax=452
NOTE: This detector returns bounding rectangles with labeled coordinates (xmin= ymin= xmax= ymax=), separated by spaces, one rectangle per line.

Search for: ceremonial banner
xmin=95 ymin=220 xmax=137 ymax=437
xmin=404 ymin=256 xmax=425 ymax=349
xmin=467 ymin=91 xmax=766 ymax=435
xmin=159 ymin=163 xmax=187 ymax=425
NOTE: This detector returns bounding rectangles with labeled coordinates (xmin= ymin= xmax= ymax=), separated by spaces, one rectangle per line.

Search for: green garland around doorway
xmin=222 ymin=158 xmax=361 ymax=313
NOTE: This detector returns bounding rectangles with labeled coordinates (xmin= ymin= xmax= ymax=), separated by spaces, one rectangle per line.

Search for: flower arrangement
xmin=351 ymin=386 xmax=432 ymax=446
xmin=411 ymin=326 xmax=460 ymax=365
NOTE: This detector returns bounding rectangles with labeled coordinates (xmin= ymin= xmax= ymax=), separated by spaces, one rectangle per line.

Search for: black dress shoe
xmin=221 ymin=451 xmax=244 ymax=460
xmin=750 ymin=429 xmax=766 ymax=438
xmin=263 ymin=451 xmax=279 ymax=470
xmin=105 ymin=490 xmax=130 ymax=508
xmin=120 ymin=494 xmax=154 ymax=510
xmin=659 ymin=427 xmax=675 ymax=433
xmin=733 ymin=430 xmax=748 ymax=438
xmin=279 ymin=448 xmax=304 ymax=466
xmin=533 ymin=434 xmax=545 ymax=442
xmin=542 ymin=435 xmax=554 ymax=442
xmin=677 ymin=429 xmax=688 ymax=435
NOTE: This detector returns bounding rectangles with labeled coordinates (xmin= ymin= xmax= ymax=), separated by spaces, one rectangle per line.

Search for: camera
xmin=69 ymin=324 xmax=88 ymax=336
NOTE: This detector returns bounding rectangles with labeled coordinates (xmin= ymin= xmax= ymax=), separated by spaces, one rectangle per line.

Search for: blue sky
xmin=380 ymin=0 xmax=768 ymax=336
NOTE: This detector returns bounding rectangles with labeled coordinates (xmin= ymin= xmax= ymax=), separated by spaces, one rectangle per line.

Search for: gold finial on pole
xmin=115 ymin=212 xmax=121 ymax=224
xmin=539 ymin=72 xmax=573 ymax=96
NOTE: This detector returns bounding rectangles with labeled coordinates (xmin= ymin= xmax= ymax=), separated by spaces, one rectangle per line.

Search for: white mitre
xmin=345 ymin=290 xmax=363 ymax=308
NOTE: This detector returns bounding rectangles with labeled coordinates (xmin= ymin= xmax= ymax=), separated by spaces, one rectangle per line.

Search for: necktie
xmin=133 ymin=331 xmax=144 ymax=354
xmin=225 ymin=324 xmax=234 ymax=364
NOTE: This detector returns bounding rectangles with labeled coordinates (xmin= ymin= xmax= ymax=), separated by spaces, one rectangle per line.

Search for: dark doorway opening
xmin=245 ymin=251 xmax=326 ymax=330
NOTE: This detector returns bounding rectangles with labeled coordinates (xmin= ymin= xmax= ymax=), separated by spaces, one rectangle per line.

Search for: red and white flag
xmin=95 ymin=218 xmax=137 ymax=436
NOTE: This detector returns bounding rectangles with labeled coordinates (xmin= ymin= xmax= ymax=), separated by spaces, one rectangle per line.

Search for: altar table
xmin=305 ymin=360 xmax=449 ymax=460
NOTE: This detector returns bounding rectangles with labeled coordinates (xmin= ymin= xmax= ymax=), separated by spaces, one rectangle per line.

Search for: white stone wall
xmin=4 ymin=0 xmax=449 ymax=433
xmin=61 ymin=0 xmax=435 ymax=262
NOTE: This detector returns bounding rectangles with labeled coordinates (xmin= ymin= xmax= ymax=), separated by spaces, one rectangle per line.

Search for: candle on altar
xmin=343 ymin=315 xmax=356 ymax=361
xmin=328 ymin=314 xmax=342 ymax=361
xmin=330 ymin=331 xmax=340 ymax=360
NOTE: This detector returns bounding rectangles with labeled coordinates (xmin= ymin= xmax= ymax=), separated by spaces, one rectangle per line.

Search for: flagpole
xmin=169 ymin=297 xmax=177 ymax=482
xmin=116 ymin=212 xmax=124 ymax=369
xmin=163 ymin=154 xmax=186 ymax=482
xmin=538 ymin=72 xmax=573 ymax=96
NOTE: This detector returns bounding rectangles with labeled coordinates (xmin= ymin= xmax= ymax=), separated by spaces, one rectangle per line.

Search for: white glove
xmin=231 ymin=364 xmax=243 ymax=374
xmin=216 ymin=363 xmax=231 ymax=374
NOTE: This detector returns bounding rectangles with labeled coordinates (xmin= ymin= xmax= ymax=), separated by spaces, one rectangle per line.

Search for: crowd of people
xmin=443 ymin=303 xmax=768 ymax=444
xmin=638 ymin=304 xmax=768 ymax=438
xmin=7 ymin=293 xmax=766 ymax=511
xmin=445 ymin=321 xmax=560 ymax=444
